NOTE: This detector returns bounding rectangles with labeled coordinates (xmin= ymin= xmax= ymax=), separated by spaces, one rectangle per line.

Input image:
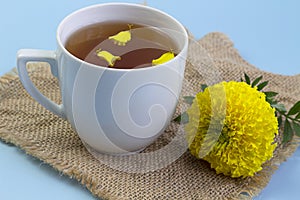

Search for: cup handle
xmin=17 ymin=49 xmax=66 ymax=119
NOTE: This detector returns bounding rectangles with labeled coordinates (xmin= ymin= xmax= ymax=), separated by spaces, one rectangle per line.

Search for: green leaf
xmin=287 ymin=101 xmax=300 ymax=116
xmin=283 ymin=119 xmax=293 ymax=144
xmin=173 ymin=115 xmax=181 ymax=123
xmin=266 ymin=97 xmax=278 ymax=105
xmin=251 ymin=75 xmax=263 ymax=87
xmin=272 ymin=103 xmax=287 ymax=113
xmin=201 ymin=84 xmax=208 ymax=92
xmin=257 ymin=81 xmax=269 ymax=91
xmin=277 ymin=115 xmax=283 ymax=127
xmin=244 ymin=73 xmax=251 ymax=85
xmin=173 ymin=112 xmax=189 ymax=124
xmin=264 ymin=91 xmax=278 ymax=98
xmin=293 ymin=122 xmax=300 ymax=137
xmin=296 ymin=112 xmax=300 ymax=120
xmin=183 ymin=96 xmax=195 ymax=105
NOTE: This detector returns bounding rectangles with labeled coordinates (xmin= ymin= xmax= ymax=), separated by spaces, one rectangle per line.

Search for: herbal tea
xmin=65 ymin=21 xmax=178 ymax=69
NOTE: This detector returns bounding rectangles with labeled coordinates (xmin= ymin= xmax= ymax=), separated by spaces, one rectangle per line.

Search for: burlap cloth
xmin=0 ymin=32 xmax=299 ymax=200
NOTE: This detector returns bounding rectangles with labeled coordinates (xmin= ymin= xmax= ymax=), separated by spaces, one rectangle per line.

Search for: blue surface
xmin=0 ymin=0 xmax=299 ymax=199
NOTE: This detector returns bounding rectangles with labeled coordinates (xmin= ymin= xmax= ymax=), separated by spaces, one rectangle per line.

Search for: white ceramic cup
xmin=17 ymin=3 xmax=188 ymax=154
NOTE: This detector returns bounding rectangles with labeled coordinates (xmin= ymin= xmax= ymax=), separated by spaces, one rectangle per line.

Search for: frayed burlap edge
xmin=0 ymin=64 xmax=119 ymax=200
xmin=0 ymin=128 xmax=112 ymax=200
xmin=0 ymin=36 xmax=300 ymax=200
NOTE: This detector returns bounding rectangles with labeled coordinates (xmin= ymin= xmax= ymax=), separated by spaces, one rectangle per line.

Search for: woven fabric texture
xmin=0 ymin=32 xmax=299 ymax=200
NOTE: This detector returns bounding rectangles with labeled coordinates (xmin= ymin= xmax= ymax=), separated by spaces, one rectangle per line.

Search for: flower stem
xmin=278 ymin=111 xmax=300 ymax=123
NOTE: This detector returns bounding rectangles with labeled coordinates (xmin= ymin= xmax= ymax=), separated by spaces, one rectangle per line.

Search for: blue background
xmin=0 ymin=0 xmax=299 ymax=199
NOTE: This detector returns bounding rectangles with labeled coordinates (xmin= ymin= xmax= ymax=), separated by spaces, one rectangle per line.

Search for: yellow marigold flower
xmin=108 ymin=24 xmax=133 ymax=46
xmin=96 ymin=49 xmax=121 ymax=67
xmin=185 ymin=81 xmax=278 ymax=178
xmin=152 ymin=52 xmax=175 ymax=66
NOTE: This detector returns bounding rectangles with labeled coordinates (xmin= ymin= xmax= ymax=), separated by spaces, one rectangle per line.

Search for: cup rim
xmin=56 ymin=2 xmax=189 ymax=72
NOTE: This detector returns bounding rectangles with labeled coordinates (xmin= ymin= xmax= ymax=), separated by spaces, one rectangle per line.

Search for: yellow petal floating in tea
xmin=152 ymin=52 xmax=175 ymax=66
xmin=96 ymin=49 xmax=121 ymax=67
xmin=109 ymin=24 xmax=133 ymax=46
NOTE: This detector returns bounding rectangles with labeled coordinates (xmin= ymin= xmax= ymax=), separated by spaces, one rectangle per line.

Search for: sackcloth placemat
xmin=0 ymin=32 xmax=300 ymax=200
